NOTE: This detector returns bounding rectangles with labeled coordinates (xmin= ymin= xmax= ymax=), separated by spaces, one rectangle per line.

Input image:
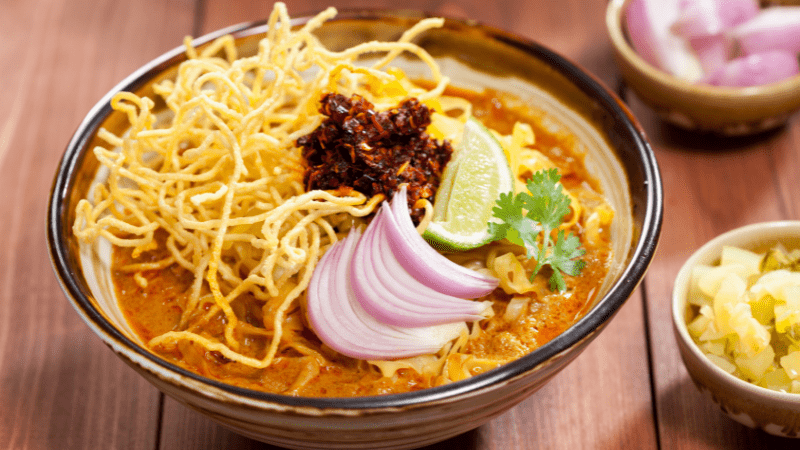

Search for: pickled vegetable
xmin=686 ymin=245 xmax=800 ymax=393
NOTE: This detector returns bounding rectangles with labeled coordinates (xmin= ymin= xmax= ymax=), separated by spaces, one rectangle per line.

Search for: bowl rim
xmin=48 ymin=9 xmax=663 ymax=410
xmin=672 ymin=220 xmax=800 ymax=402
xmin=605 ymin=0 xmax=800 ymax=98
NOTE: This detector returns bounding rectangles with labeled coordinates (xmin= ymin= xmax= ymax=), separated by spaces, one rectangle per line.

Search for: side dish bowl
xmin=673 ymin=221 xmax=800 ymax=438
xmin=48 ymin=10 xmax=662 ymax=449
xmin=606 ymin=0 xmax=800 ymax=135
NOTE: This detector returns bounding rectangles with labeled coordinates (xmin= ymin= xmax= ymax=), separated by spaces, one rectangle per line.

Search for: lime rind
xmin=423 ymin=117 xmax=515 ymax=252
xmin=424 ymin=222 xmax=494 ymax=251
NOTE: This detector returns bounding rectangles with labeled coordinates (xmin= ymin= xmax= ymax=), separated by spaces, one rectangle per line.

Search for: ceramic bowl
xmin=48 ymin=10 xmax=662 ymax=450
xmin=606 ymin=0 xmax=800 ymax=135
xmin=672 ymin=221 xmax=800 ymax=438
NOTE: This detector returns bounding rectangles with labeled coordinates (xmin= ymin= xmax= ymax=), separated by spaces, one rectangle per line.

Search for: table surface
xmin=2 ymin=0 xmax=800 ymax=448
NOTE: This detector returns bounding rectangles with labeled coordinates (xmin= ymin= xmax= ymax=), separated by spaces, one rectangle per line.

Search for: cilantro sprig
xmin=487 ymin=168 xmax=586 ymax=292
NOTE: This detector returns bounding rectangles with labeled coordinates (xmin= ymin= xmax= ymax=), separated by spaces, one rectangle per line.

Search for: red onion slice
xmin=383 ymin=186 xmax=498 ymax=298
xmin=350 ymin=206 xmax=490 ymax=327
xmin=625 ymin=0 xmax=704 ymax=81
xmin=307 ymin=228 xmax=466 ymax=360
xmin=686 ymin=35 xmax=731 ymax=74
xmin=701 ymin=50 xmax=800 ymax=87
xmin=671 ymin=0 xmax=759 ymax=38
xmin=731 ymin=7 xmax=800 ymax=56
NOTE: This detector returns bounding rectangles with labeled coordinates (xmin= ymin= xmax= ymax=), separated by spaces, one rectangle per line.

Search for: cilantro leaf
xmin=542 ymin=230 xmax=587 ymax=291
xmin=487 ymin=191 xmax=542 ymax=258
xmin=521 ymin=169 xmax=572 ymax=231
xmin=488 ymin=168 xmax=586 ymax=292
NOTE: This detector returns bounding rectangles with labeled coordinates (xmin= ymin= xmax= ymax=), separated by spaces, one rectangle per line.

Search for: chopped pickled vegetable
xmin=762 ymin=247 xmax=800 ymax=272
xmin=735 ymin=345 xmax=774 ymax=381
xmin=781 ymin=351 xmax=800 ymax=380
xmin=685 ymin=244 xmax=800 ymax=393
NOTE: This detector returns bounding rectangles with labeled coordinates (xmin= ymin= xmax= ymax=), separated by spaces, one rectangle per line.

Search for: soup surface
xmin=113 ymin=87 xmax=614 ymax=397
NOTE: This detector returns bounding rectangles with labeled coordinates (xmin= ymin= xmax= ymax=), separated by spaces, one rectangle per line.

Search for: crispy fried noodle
xmin=73 ymin=3 xmax=454 ymax=370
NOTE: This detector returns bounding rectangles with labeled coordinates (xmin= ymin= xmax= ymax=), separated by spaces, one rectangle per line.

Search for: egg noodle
xmin=73 ymin=2 xmax=614 ymax=389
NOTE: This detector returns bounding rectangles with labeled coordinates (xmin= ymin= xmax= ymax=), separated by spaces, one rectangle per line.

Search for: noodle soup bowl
xmin=48 ymin=10 xmax=662 ymax=450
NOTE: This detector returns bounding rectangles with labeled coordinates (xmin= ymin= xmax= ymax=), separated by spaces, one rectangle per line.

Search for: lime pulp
xmin=423 ymin=117 xmax=515 ymax=252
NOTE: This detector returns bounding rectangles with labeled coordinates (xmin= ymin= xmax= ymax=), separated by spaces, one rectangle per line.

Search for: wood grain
xmin=3 ymin=0 xmax=800 ymax=448
xmin=0 ymin=0 xmax=192 ymax=449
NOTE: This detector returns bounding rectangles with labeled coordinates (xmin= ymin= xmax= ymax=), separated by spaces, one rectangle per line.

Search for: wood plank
xmin=156 ymin=2 xmax=656 ymax=448
xmin=630 ymin=89 xmax=800 ymax=449
xmin=0 ymin=0 xmax=194 ymax=448
xmin=774 ymin=119 xmax=800 ymax=220
xmin=4 ymin=0 xmax=797 ymax=447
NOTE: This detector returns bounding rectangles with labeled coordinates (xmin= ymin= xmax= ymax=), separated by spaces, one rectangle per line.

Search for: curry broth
xmin=113 ymin=87 xmax=613 ymax=397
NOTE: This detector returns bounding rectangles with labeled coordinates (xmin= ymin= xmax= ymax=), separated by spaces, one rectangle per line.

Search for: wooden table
xmin=2 ymin=0 xmax=799 ymax=448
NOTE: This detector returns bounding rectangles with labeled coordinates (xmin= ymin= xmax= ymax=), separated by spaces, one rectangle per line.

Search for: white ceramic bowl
xmin=48 ymin=10 xmax=662 ymax=449
xmin=673 ymin=221 xmax=800 ymax=438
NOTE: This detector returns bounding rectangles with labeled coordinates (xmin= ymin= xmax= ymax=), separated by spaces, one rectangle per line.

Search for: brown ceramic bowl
xmin=606 ymin=0 xmax=800 ymax=135
xmin=48 ymin=10 xmax=662 ymax=449
xmin=673 ymin=221 xmax=800 ymax=438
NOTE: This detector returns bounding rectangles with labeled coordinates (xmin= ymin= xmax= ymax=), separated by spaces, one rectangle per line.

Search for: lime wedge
xmin=423 ymin=117 xmax=515 ymax=252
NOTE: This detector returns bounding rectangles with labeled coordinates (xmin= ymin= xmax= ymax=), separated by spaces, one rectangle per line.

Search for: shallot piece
xmin=702 ymin=50 xmax=800 ymax=87
xmin=670 ymin=0 xmax=759 ymax=38
xmin=383 ymin=186 xmax=499 ymax=299
xmin=625 ymin=0 xmax=704 ymax=81
xmin=306 ymin=228 xmax=466 ymax=360
xmin=730 ymin=7 xmax=800 ymax=56
xmin=669 ymin=0 xmax=759 ymax=73
xmin=350 ymin=205 xmax=491 ymax=327
xmin=686 ymin=35 xmax=731 ymax=74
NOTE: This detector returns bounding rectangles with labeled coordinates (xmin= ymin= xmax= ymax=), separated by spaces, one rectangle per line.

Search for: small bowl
xmin=606 ymin=0 xmax=800 ymax=135
xmin=48 ymin=9 xmax=663 ymax=450
xmin=672 ymin=221 xmax=800 ymax=438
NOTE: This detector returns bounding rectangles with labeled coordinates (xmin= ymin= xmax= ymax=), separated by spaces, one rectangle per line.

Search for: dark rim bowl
xmin=48 ymin=10 xmax=662 ymax=414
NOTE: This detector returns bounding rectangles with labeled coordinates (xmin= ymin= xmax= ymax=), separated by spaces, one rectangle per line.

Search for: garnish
xmin=297 ymin=93 xmax=452 ymax=223
xmin=306 ymin=186 xmax=496 ymax=360
xmin=422 ymin=117 xmax=515 ymax=251
xmin=487 ymin=168 xmax=586 ymax=292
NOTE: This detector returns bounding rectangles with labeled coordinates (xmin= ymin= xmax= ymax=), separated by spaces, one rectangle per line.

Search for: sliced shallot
xmin=730 ymin=6 xmax=800 ymax=56
xmin=383 ymin=186 xmax=498 ymax=299
xmin=702 ymin=50 xmax=800 ymax=87
xmin=350 ymin=205 xmax=490 ymax=327
xmin=306 ymin=228 xmax=466 ymax=360
xmin=625 ymin=0 xmax=704 ymax=81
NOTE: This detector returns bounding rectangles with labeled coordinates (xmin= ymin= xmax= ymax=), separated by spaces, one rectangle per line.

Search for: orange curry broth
xmin=113 ymin=87 xmax=613 ymax=397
